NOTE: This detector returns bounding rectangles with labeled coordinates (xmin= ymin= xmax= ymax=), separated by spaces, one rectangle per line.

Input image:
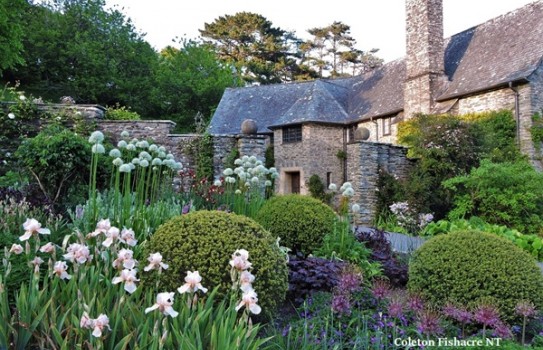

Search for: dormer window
xmin=282 ymin=125 xmax=302 ymax=143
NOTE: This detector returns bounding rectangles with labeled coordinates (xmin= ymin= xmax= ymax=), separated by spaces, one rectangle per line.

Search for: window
xmin=383 ymin=117 xmax=392 ymax=136
xmin=326 ymin=172 xmax=332 ymax=187
xmin=282 ymin=125 xmax=302 ymax=143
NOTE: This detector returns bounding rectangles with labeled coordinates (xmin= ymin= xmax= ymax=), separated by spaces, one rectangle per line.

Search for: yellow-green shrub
xmin=145 ymin=210 xmax=288 ymax=314
xmin=255 ymin=194 xmax=336 ymax=255
xmin=408 ymin=230 xmax=543 ymax=321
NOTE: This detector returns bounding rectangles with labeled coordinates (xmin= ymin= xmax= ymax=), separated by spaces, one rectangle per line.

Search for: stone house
xmin=209 ymin=0 xmax=543 ymax=224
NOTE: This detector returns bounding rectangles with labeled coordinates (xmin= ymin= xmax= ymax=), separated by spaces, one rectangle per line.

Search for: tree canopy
xmin=151 ymin=41 xmax=240 ymax=132
xmin=199 ymin=12 xmax=301 ymax=84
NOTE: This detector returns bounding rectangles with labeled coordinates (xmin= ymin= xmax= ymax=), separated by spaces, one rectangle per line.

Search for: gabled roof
xmin=439 ymin=0 xmax=543 ymax=100
xmin=209 ymin=1 xmax=543 ymax=135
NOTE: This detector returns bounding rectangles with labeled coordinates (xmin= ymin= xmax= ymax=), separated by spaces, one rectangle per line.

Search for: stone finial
xmin=241 ymin=119 xmax=258 ymax=134
xmin=354 ymin=127 xmax=370 ymax=141
xmin=60 ymin=96 xmax=76 ymax=104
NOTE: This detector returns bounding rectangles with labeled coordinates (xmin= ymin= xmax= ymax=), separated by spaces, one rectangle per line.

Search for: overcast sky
xmin=105 ymin=0 xmax=536 ymax=62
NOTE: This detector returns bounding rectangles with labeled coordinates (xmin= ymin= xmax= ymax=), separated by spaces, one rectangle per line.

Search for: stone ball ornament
xmin=354 ymin=127 xmax=370 ymax=141
xmin=241 ymin=119 xmax=258 ymax=134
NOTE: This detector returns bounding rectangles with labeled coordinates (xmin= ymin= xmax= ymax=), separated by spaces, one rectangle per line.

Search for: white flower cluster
xmin=220 ymin=155 xmax=278 ymax=191
xmin=389 ymin=201 xmax=434 ymax=230
xmin=230 ymin=249 xmax=261 ymax=315
xmin=328 ymin=181 xmax=356 ymax=197
xmin=101 ymin=130 xmax=182 ymax=173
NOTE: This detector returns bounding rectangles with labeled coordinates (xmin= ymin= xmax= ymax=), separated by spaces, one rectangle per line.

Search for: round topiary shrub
xmin=408 ymin=230 xmax=543 ymax=321
xmin=145 ymin=210 xmax=288 ymax=314
xmin=255 ymin=194 xmax=337 ymax=255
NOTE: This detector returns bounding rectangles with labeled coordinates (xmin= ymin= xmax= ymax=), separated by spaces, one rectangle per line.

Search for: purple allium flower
xmin=338 ymin=269 xmax=362 ymax=293
xmin=416 ymin=310 xmax=443 ymax=336
xmin=455 ymin=309 xmax=473 ymax=324
xmin=388 ymin=299 xmax=404 ymax=319
xmin=407 ymin=293 xmax=425 ymax=313
xmin=371 ymin=279 xmax=391 ymax=300
xmin=182 ymin=204 xmax=190 ymax=214
xmin=331 ymin=293 xmax=351 ymax=316
xmin=515 ymin=300 xmax=537 ymax=318
xmin=442 ymin=302 xmax=459 ymax=318
xmin=474 ymin=304 xmax=501 ymax=328
xmin=492 ymin=321 xmax=513 ymax=339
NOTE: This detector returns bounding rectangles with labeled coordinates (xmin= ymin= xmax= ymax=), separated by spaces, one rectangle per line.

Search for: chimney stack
xmin=404 ymin=0 xmax=445 ymax=117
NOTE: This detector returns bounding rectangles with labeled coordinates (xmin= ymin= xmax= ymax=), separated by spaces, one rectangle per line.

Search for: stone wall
xmin=347 ymin=142 xmax=413 ymax=225
xmin=274 ymin=124 xmax=344 ymax=194
xmin=95 ymin=120 xmax=269 ymax=180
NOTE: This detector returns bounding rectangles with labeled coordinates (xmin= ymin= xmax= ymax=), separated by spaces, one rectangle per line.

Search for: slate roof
xmin=439 ymin=0 xmax=543 ymax=100
xmin=209 ymin=0 xmax=543 ymax=135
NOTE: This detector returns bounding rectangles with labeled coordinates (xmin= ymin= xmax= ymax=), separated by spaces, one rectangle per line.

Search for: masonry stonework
xmin=274 ymin=124 xmax=344 ymax=195
xmin=404 ymin=0 xmax=445 ymax=117
xmin=347 ymin=142 xmax=413 ymax=225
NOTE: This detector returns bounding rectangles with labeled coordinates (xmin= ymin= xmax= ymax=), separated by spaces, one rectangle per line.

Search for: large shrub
xmin=145 ymin=210 xmax=288 ymax=314
xmin=408 ymin=230 xmax=543 ymax=321
xmin=395 ymin=110 xmax=519 ymax=220
xmin=443 ymin=160 xmax=543 ymax=235
xmin=255 ymin=194 xmax=337 ymax=255
xmin=15 ymin=124 xmax=90 ymax=211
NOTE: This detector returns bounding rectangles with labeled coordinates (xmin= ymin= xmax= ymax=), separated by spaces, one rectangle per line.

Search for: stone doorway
xmin=285 ymin=171 xmax=301 ymax=193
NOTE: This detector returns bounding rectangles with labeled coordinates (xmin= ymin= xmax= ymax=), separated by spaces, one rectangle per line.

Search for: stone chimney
xmin=404 ymin=0 xmax=445 ymax=117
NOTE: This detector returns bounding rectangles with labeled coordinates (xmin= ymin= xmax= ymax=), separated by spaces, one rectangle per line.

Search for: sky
xmin=105 ymin=0 xmax=536 ymax=63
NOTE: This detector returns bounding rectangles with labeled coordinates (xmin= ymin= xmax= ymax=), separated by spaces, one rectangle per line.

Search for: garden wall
xmin=95 ymin=120 xmax=268 ymax=179
xmin=347 ymin=141 xmax=414 ymax=225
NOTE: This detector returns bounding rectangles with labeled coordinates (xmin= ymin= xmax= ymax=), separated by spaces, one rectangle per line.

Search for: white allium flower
xmin=173 ymin=162 xmax=183 ymax=170
xmin=162 ymin=159 xmax=173 ymax=168
xmin=251 ymin=176 xmax=259 ymax=184
xmin=157 ymin=151 xmax=166 ymax=159
xmin=129 ymin=163 xmax=135 ymax=170
xmin=234 ymin=166 xmax=243 ymax=175
xmin=126 ymin=144 xmax=136 ymax=151
xmin=158 ymin=146 xmax=166 ymax=153
xmin=265 ymin=180 xmax=272 ymax=186
xmin=214 ymin=179 xmax=222 ymax=187
xmin=149 ymin=144 xmax=158 ymax=152
xmin=117 ymin=140 xmax=128 ymax=149
xmin=130 ymin=138 xmax=139 ymax=144
xmin=249 ymin=156 xmax=257 ymax=162
xmin=151 ymin=158 xmax=162 ymax=166
xmin=112 ymin=158 xmax=123 ymax=167
xmin=241 ymin=155 xmax=249 ymax=162
xmin=226 ymin=176 xmax=236 ymax=184
xmin=352 ymin=204 xmax=361 ymax=212
xmin=166 ymin=153 xmax=174 ymax=160
xmin=139 ymin=159 xmax=149 ymax=168
xmin=19 ymin=95 xmax=26 ymax=101
xmin=235 ymin=189 xmax=242 ymax=194
xmin=131 ymin=158 xmax=140 ymax=165
xmin=92 ymin=144 xmax=105 ymax=154
xmin=238 ymin=172 xmax=247 ymax=180
xmin=234 ymin=158 xmax=243 ymax=165
xmin=88 ymin=131 xmax=105 ymax=144
xmin=8 ymin=113 xmax=15 ymax=119
xmin=342 ymin=187 xmax=355 ymax=197
xmin=139 ymin=151 xmax=152 ymax=161
xmin=119 ymin=164 xmax=131 ymax=173
xmin=223 ymin=168 xmax=234 ymax=176
xmin=120 ymin=130 xmax=130 ymax=138
xmin=109 ymin=148 xmax=121 ymax=158
xmin=328 ymin=183 xmax=337 ymax=191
